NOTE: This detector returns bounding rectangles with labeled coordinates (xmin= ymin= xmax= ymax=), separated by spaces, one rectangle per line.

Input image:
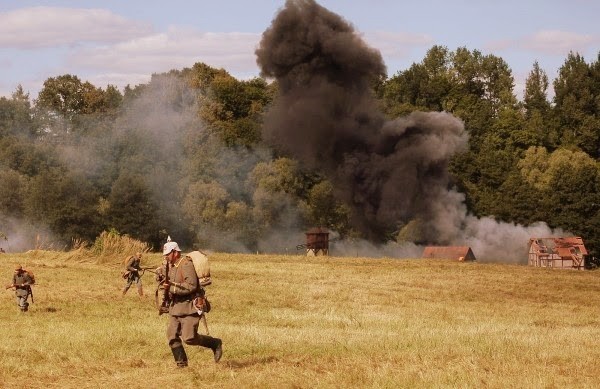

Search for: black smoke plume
xmin=256 ymin=0 xmax=468 ymax=243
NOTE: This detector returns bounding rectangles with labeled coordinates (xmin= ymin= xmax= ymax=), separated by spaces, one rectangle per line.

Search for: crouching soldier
xmin=162 ymin=240 xmax=222 ymax=367
xmin=7 ymin=265 xmax=34 ymax=312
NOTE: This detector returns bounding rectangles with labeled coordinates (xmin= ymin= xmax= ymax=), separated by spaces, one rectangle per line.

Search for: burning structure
xmin=528 ymin=237 xmax=588 ymax=270
xmin=422 ymin=246 xmax=476 ymax=262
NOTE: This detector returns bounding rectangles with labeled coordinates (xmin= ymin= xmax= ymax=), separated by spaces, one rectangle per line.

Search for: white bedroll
xmin=187 ymin=250 xmax=212 ymax=334
xmin=186 ymin=250 xmax=211 ymax=286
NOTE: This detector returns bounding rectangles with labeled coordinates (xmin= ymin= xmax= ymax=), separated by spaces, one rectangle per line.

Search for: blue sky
xmin=0 ymin=0 xmax=598 ymax=100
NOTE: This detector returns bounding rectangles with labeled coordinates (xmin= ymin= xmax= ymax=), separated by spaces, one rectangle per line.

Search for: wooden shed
xmin=422 ymin=246 xmax=476 ymax=261
xmin=528 ymin=237 xmax=587 ymax=270
xmin=304 ymin=227 xmax=329 ymax=256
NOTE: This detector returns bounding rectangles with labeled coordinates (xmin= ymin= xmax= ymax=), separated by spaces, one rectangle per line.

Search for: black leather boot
xmin=171 ymin=345 xmax=188 ymax=367
xmin=212 ymin=339 xmax=223 ymax=363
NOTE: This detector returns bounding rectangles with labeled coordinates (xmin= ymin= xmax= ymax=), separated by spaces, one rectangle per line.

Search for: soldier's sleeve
xmin=170 ymin=261 xmax=198 ymax=296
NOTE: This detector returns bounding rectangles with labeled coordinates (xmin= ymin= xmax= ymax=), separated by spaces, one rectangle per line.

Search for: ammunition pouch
xmin=193 ymin=296 xmax=211 ymax=313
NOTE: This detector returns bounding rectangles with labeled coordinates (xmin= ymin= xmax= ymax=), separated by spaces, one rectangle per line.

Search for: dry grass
xmin=1 ymin=253 xmax=600 ymax=388
xmin=46 ymin=230 xmax=152 ymax=264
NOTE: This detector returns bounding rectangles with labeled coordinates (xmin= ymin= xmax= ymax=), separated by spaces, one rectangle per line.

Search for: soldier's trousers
xmin=167 ymin=314 xmax=220 ymax=350
xmin=15 ymin=295 xmax=29 ymax=311
xmin=123 ymin=274 xmax=142 ymax=292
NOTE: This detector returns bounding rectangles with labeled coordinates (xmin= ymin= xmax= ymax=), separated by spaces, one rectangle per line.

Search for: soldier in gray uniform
xmin=122 ymin=252 xmax=144 ymax=296
xmin=162 ymin=240 xmax=223 ymax=367
xmin=8 ymin=265 xmax=33 ymax=312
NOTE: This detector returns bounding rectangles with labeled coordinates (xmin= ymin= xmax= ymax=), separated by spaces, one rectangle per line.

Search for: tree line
xmin=0 ymin=46 xmax=599 ymax=257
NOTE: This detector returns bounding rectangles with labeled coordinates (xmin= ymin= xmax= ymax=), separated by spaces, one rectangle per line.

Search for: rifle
xmin=139 ymin=266 xmax=160 ymax=276
xmin=159 ymin=260 xmax=170 ymax=315
xmin=123 ymin=266 xmax=156 ymax=280
xmin=137 ymin=265 xmax=169 ymax=314
xmin=5 ymin=284 xmax=33 ymax=303
xmin=5 ymin=283 xmax=30 ymax=290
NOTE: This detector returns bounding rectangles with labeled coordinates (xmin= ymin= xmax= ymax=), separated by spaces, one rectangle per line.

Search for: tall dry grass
xmin=90 ymin=230 xmax=151 ymax=264
xmin=35 ymin=230 xmax=152 ymax=265
xmin=1 ymin=252 xmax=600 ymax=388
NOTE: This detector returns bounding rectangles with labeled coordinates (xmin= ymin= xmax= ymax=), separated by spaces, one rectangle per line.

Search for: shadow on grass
xmin=224 ymin=356 xmax=279 ymax=369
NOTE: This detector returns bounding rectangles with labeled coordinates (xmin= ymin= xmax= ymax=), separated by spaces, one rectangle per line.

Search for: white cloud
xmin=484 ymin=39 xmax=513 ymax=52
xmin=0 ymin=6 xmax=153 ymax=48
xmin=67 ymin=28 xmax=431 ymax=90
xmin=85 ymin=72 xmax=152 ymax=90
xmin=522 ymin=30 xmax=598 ymax=55
xmin=68 ymin=27 xmax=262 ymax=78
xmin=363 ymin=30 xmax=432 ymax=59
xmin=0 ymin=58 xmax=12 ymax=68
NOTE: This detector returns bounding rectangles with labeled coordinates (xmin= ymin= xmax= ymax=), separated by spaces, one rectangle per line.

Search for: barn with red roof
xmin=422 ymin=246 xmax=476 ymax=262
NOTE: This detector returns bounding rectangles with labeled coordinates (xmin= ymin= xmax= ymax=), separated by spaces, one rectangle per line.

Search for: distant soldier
xmin=162 ymin=240 xmax=222 ymax=367
xmin=6 ymin=265 xmax=34 ymax=312
xmin=122 ymin=252 xmax=144 ymax=296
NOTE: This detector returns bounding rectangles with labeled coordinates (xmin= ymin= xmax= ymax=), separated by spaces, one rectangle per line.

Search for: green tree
xmin=524 ymin=61 xmax=551 ymax=115
xmin=23 ymin=167 xmax=100 ymax=242
xmin=0 ymin=169 xmax=27 ymax=217
xmin=553 ymin=52 xmax=600 ymax=157
xmin=445 ymin=48 xmax=517 ymax=143
xmin=450 ymin=134 xmax=519 ymax=217
xmin=0 ymin=85 xmax=35 ymax=137
xmin=36 ymin=75 xmax=124 ymax=139
xmin=518 ymin=147 xmax=600 ymax=256
xmin=182 ymin=181 xmax=229 ymax=232
xmin=105 ymin=172 xmax=161 ymax=244
xmin=248 ymin=158 xmax=305 ymax=196
xmin=37 ymin=74 xmax=86 ymax=119
xmin=383 ymin=45 xmax=451 ymax=115
xmin=200 ymin=74 xmax=272 ymax=147
xmin=522 ymin=62 xmax=556 ymax=150
xmin=305 ymin=180 xmax=352 ymax=237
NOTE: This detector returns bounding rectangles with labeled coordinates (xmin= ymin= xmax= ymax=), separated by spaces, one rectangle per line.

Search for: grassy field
xmin=1 ymin=251 xmax=600 ymax=388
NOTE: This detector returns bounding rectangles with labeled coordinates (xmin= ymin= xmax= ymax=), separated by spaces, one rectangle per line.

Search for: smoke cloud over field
xmin=1 ymin=0 xmax=566 ymax=261
xmin=0 ymin=217 xmax=58 ymax=253
xmin=256 ymin=0 xmax=563 ymax=262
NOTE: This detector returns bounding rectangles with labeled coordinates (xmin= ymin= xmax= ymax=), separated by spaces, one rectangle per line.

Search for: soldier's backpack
xmin=122 ymin=255 xmax=134 ymax=265
xmin=25 ymin=269 xmax=35 ymax=285
xmin=186 ymin=250 xmax=211 ymax=286
xmin=121 ymin=255 xmax=135 ymax=278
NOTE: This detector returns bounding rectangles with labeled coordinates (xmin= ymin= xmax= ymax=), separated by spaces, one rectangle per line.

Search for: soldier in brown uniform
xmin=162 ymin=240 xmax=223 ymax=367
xmin=8 ymin=265 xmax=33 ymax=312
xmin=122 ymin=252 xmax=144 ymax=296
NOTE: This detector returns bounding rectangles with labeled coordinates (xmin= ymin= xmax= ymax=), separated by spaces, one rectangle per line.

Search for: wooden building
xmin=305 ymin=227 xmax=329 ymax=256
xmin=422 ymin=246 xmax=476 ymax=261
xmin=528 ymin=237 xmax=587 ymax=270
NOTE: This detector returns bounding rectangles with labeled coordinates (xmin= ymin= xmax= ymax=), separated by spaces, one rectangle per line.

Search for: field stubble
xmin=1 ymin=252 xmax=600 ymax=388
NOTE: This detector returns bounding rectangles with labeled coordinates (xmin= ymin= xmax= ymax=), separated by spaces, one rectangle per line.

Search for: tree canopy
xmin=1 ymin=48 xmax=599 ymax=260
